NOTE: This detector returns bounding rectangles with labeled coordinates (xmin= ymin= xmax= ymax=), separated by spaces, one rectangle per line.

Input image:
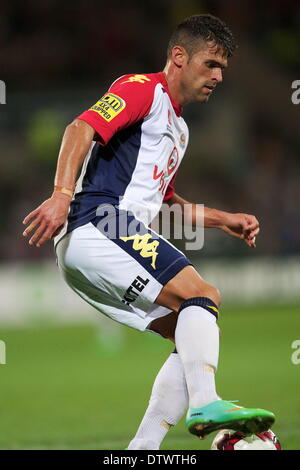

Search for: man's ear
xmin=171 ymin=46 xmax=189 ymax=68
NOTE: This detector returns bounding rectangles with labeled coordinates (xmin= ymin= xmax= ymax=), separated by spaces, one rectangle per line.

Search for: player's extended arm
xmin=166 ymin=193 xmax=259 ymax=248
xmin=23 ymin=119 xmax=95 ymax=247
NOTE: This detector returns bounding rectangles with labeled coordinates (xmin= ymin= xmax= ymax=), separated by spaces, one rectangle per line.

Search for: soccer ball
xmin=211 ymin=429 xmax=281 ymax=450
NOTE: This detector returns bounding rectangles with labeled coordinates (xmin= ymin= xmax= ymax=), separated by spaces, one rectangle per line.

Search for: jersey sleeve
xmin=163 ymin=171 xmax=177 ymax=202
xmin=77 ymin=74 xmax=156 ymax=145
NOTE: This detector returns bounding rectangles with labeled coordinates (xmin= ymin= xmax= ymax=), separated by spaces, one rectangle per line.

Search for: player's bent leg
xmin=154 ymin=265 xmax=275 ymax=439
xmin=56 ymin=223 xmax=275 ymax=442
xmin=127 ymin=350 xmax=188 ymax=450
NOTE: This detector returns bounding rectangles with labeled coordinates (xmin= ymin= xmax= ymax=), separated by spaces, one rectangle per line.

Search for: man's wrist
xmin=204 ymin=208 xmax=229 ymax=228
xmin=53 ymin=185 xmax=74 ymax=199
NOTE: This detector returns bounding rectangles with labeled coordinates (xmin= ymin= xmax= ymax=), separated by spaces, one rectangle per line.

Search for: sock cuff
xmin=178 ymin=297 xmax=219 ymax=320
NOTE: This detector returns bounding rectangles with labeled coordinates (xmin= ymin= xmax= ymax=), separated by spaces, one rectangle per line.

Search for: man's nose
xmin=213 ymin=69 xmax=223 ymax=83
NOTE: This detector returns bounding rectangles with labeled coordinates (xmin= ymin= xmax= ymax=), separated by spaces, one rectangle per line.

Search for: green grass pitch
xmin=0 ymin=304 xmax=299 ymax=450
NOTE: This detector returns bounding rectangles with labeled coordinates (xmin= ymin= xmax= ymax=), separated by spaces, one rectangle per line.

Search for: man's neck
xmin=163 ymin=62 xmax=187 ymax=107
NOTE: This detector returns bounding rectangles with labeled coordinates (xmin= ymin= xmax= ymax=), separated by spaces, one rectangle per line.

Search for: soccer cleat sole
xmin=189 ymin=415 xmax=275 ymax=439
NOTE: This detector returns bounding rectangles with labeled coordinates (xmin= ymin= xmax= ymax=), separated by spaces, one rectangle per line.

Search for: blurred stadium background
xmin=0 ymin=0 xmax=299 ymax=450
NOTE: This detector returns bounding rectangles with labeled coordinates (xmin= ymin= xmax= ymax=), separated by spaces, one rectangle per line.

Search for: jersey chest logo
xmin=120 ymin=233 xmax=159 ymax=269
xmin=153 ymin=147 xmax=179 ymax=194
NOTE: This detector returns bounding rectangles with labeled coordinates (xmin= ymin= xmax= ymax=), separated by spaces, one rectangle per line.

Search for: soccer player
xmin=23 ymin=14 xmax=275 ymax=450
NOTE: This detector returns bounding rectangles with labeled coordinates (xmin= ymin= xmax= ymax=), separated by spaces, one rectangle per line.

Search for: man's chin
xmin=196 ymin=94 xmax=210 ymax=103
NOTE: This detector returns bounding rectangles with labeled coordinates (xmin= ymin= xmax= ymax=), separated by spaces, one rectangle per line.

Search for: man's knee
xmin=178 ymin=283 xmax=221 ymax=310
xmin=155 ymin=266 xmax=221 ymax=313
xmin=209 ymin=286 xmax=221 ymax=307
xmin=178 ymin=295 xmax=220 ymax=321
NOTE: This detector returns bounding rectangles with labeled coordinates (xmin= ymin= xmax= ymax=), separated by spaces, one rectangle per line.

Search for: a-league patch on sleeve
xmin=89 ymin=93 xmax=126 ymax=122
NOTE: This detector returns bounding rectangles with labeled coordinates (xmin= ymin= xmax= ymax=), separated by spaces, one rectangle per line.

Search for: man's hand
xmin=165 ymin=195 xmax=260 ymax=248
xmin=23 ymin=192 xmax=71 ymax=247
xmin=220 ymin=213 xmax=260 ymax=248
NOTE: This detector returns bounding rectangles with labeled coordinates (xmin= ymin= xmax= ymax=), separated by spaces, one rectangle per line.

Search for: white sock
xmin=175 ymin=305 xmax=220 ymax=409
xmin=127 ymin=352 xmax=188 ymax=450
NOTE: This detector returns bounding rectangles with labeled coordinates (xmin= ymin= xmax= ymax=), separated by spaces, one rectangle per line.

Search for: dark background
xmin=1 ymin=0 xmax=299 ymax=261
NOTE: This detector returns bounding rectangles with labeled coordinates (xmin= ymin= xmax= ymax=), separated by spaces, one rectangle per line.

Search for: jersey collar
xmin=157 ymin=72 xmax=183 ymax=117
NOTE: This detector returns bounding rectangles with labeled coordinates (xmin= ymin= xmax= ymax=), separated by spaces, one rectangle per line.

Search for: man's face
xmin=179 ymin=41 xmax=228 ymax=104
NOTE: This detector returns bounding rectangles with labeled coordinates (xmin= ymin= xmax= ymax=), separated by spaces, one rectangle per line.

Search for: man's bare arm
xmin=165 ymin=192 xmax=259 ymax=248
xmin=23 ymin=119 xmax=95 ymax=247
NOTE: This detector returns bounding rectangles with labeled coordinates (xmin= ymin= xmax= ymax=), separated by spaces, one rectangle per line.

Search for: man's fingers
xmin=245 ymin=235 xmax=257 ymax=248
xmin=23 ymin=208 xmax=40 ymax=225
xmin=244 ymin=219 xmax=259 ymax=248
xmin=249 ymin=227 xmax=260 ymax=239
xmin=23 ymin=216 xmax=42 ymax=237
xmin=245 ymin=228 xmax=259 ymax=248
xmin=23 ymin=196 xmax=70 ymax=248
xmin=244 ymin=222 xmax=258 ymax=232
xmin=243 ymin=219 xmax=259 ymax=239
xmin=28 ymin=221 xmax=47 ymax=246
xmin=222 ymin=225 xmax=244 ymax=239
xmin=245 ymin=216 xmax=259 ymax=231
xmin=223 ymin=214 xmax=259 ymax=248
xmin=245 ymin=227 xmax=260 ymax=241
xmin=35 ymin=226 xmax=57 ymax=247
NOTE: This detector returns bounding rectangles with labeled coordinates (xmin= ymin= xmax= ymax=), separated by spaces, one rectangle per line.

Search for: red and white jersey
xmin=66 ymin=72 xmax=189 ymax=233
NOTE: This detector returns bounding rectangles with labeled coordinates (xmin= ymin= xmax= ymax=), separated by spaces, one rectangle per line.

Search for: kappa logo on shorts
xmin=121 ymin=74 xmax=151 ymax=84
xmin=90 ymin=93 xmax=126 ymax=122
xmin=120 ymin=233 xmax=159 ymax=269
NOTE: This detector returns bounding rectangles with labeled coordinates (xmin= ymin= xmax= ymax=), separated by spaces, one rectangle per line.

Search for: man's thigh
xmin=55 ymin=220 xmax=192 ymax=334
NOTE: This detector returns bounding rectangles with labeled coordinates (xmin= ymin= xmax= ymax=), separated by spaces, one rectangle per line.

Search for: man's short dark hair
xmin=167 ymin=14 xmax=237 ymax=58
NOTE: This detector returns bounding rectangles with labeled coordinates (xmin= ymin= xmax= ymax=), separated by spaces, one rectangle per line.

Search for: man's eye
xmin=207 ymin=63 xmax=219 ymax=69
xmin=207 ymin=63 xmax=225 ymax=72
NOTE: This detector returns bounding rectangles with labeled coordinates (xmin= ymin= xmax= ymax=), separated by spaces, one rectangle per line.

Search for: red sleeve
xmin=163 ymin=171 xmax=177 ymax=202
xmin=77 ymin=74 xmax=156 ymax=145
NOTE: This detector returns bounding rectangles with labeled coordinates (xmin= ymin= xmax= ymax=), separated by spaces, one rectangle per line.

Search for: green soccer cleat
xmin=186 ymin=400 xmax=275 ymax=439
